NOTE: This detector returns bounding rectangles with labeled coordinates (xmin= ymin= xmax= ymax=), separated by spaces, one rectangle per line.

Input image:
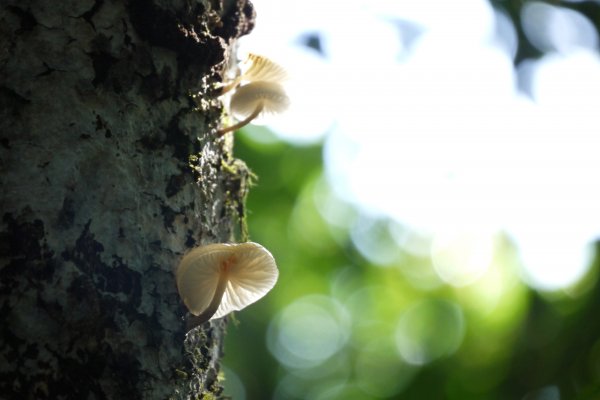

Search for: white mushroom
xmin=217 ymin=81 xmax=290 ymax=136
xmin=176 ymin=242 xmax=279 ymax=328
xmin=221 ymin=53 xmax=289 ymax=94
xmin=239 ymin=53 xmax=289 ymax=84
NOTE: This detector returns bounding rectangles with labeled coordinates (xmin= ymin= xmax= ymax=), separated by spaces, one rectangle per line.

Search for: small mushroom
xmin=217 ymin=81 xmax=290 ymax=136
xmin=176 ymin=242 xmax=279 ymax=329
xmin=239 ymin=53 xmax=289 ymax=84
xmin=221 ymin=53 xmax=289 ymax=94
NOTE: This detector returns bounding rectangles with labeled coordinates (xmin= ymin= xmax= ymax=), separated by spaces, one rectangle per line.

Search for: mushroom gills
xmin=220 ymin=53 xmax=288 ymax=94
xmin=240 ymin=53 xmax=289 ymax=84
xmin=176 ymin=242 xmax=279 ymax=331
xmin=217 ymin=81 xmax=290 ymax=136
xmin=187 ymin=258 xmax=231 ymax=328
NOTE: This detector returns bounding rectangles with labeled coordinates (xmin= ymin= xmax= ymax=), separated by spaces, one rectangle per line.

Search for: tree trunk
xmin=0 ymin=0 xmax=254 ymax=398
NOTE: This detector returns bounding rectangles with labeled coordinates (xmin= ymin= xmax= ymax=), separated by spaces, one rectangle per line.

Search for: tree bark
xmin=0 ymin=0 xmax=254 ymax=398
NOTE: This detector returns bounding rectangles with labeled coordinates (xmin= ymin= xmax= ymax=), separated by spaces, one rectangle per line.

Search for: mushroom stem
xmin=218 ymin=78 xmax=241 ymax=95
xmin=216 ymin=101 xmax=265 ymax=137
xmin=186 ymin=265 xmax=229 ymax=330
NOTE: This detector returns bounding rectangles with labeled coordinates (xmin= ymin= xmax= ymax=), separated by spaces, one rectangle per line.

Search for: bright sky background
xmin=236 ymin=0 xmax=600 ymax=292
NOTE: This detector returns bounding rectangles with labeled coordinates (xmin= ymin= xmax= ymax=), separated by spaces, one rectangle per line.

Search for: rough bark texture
xmin=0 ymin=0 xmax=254 ymax=398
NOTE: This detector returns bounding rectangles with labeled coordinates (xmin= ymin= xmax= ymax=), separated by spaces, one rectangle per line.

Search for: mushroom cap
xmin=176 ymin=242 xmax=279 ymax=319
xmin=240 ymin=53 xmax=289 ymax=84
xmin=229 ymin=81 xmax=290 ymax=122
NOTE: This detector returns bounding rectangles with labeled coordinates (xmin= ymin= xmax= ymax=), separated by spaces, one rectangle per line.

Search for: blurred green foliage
xmin=222 ymin=2 xmax=600 ymax=399
xmin=223 ymin=129 xmax=600 ymax=400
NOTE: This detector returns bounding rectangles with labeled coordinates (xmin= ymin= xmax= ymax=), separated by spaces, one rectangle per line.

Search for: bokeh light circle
xmin=431 ymin=229 xmax=495 ymax=287
xmin=395 ymin=299 xmax=465 ymax=365
xmin=267 ymin=295 xmax=351 ymax=369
